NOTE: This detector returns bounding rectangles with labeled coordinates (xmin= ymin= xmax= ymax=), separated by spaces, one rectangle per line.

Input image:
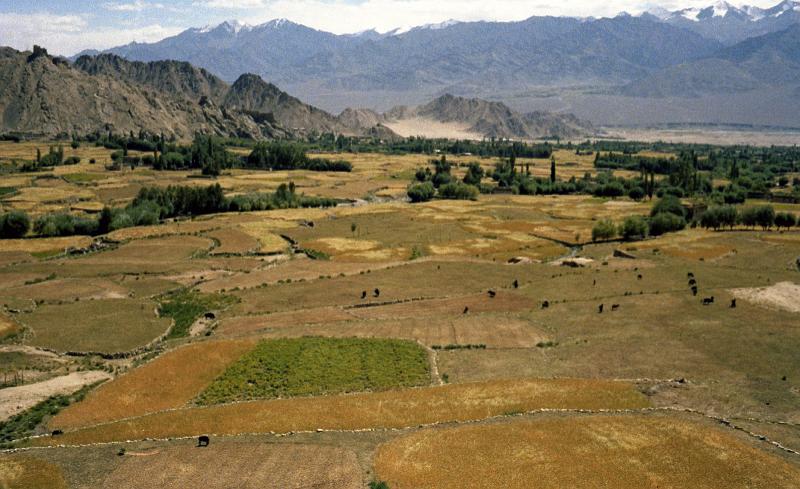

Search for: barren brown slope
xmin=0 ymin=47 xmax=273 ymax=139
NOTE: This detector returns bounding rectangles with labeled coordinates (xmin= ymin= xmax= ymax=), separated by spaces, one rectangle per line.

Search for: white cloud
xmin=104 ymin=1 xmax=164 ymax=12
xmin=0 ymin=13 xmax=182 ymax=56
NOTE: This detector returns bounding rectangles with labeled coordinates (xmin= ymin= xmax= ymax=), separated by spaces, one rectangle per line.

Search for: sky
xmin=0 ymin=0 xmax=787 ymax=56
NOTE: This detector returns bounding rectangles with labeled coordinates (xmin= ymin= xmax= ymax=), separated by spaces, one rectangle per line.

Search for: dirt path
xmin=0 ymin=371 xmax=111 ymax=422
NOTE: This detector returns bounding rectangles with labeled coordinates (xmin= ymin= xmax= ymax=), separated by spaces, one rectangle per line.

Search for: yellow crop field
xmin=100 ymin=443 xmax=362 ymax=489
xmin=51 ymin=339 xmax=256 ymax=430
xmin=36 ymin=378 xmax=648 ymax=445
xmin=207 ymin=227 xmax=261 ymax=255
xmin=0 ymin=455 xmax=67 ymax=489
xmin=0 ymin=236 xmax=92 ymax=254
xmin=374 ymin=415 xmax=800 ymax=489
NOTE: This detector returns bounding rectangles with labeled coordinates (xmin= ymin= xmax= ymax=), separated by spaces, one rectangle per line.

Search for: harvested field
xmin=374 ymin=414 xmax=800 ymax=489
xmin=0 ymin=371 xmax=111 ymax=422
xmin=196 ymin=337 xmax=430 ymax=405
xmin=105 ymin=221 xmax=221 ymax=241
xmin=2 ymin=278 xmax=129 ymax=302
xmin=78 ymin=235 xmax=212 ymax=265
xmin=100 ymin=443 xmax=362 ymax=489
xmin=0 ymin=455 xmax=68 ymax=489
xmin=348 ymin=292 xmax=534 ymax=320
xmin=238 ymin=222 xmax=292 ymax=254
xmin=50 ymin=340 xmax=256 ymax=431
xmin=229 ymin=260 xmax=538 ymax=315
xmin=19 ymin=299 xmax=170 ymax=353
xmin=249 ymin=314 xmax=547 ymax=349
xmin=218 ymin=307 xmax=358 ymax=335
xmin=0 ymin=236 xmax=92 ymax=254
xmin=0 ymin=313 xmax=20 ymax=338
xmin=207 ymin=227 xmax=260 ymax=255
xmin=36 ymin=379 xmax=649 ymax=445
xmin=732 ymin=282 xmax=800 ymax=313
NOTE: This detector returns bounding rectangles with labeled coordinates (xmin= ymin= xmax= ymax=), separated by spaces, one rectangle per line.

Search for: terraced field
xmin=1 ymin=143 xmax=799 ymax=486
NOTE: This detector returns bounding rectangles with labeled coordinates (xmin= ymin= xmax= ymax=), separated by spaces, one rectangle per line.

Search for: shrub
xmin=754 ymin=205 xmax=776 ymax=230
xmin=650 ymin=195 xmax=685 ymax=218
xmin=620 ymin=215 xmax=648 ymax=241
xmin=438 ymin=182 xmax=479 ymax=201
xmin=591 ymin=219 xmax=617 ymax=242
xmin=628 ymin=186 xmax=645 ymax=201
xmin=407 ymin=182 xmax=435 ymax=203
xmin=0 ymin=211 xmax=30 ymax=238
xmin=463 ymin=162 xmax=485 ymax=186
xmin=649 ymin=212 xmax=686 ymax=236
xmin=775 ymin=212 xmax=797 ymax=230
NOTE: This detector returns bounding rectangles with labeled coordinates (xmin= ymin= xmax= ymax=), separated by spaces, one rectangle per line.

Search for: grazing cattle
xmin=592 ymin=279 xmax=596 ymax=286
xmin=373 ymin=288 xmax=380 ymax=298
xmin=463 ymin=306 xmax=470 ymax=314
xmin=637 ymin=274 xmax=643 ymax=280
xmin=51 ymin=430 xmax=63 ymax=436
xmin=688 ymin=272 xmax=695 ymax=278
xmin=198 ymin=435 xmax=210 ymax=447
xmin=361 ymin=291 xmax=367 ymax=299
xmin=691 ymin=286 xmax=698 ymax=296
xmin=611 ymin=304 xmax=620 ymax=311
xmin=688 ymin=279 xmax=697 ymax=286
xmin=702 ymin=297 xmax=715 ymax=305
xmin=513 ymin=280 xmax=519 ymax=289
xmin=204 ymin=312 xmax=216 ymax=320
xmin=488 ymin=290 xmax=497 ymax=298
xmin=598 ymin=304 xmax=604 ymax=314
xmin=730 ymin=299 xmax=737 ymax=308
xmin=541 ymin=300 xmax=550 ymax=309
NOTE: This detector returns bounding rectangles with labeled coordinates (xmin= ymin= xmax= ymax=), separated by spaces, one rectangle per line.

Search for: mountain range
xmin=0 ymin=47 xmax=590 ymax=140
xmin=68 ymin=1 xmax=800 ymax=128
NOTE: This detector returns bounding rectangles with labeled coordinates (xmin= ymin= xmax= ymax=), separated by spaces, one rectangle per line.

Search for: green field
xmin=195 ymin=337 xmax=430 ymax=404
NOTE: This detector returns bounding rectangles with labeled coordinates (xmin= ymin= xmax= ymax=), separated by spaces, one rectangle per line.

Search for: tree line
xmin=0 ymin=182 xmax=338 ymax=239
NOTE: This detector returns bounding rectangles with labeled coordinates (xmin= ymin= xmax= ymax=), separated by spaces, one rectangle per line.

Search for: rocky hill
xmin=0 ymin=47 xmax=274 ymax=139
xmin=382 ymin=94 xmax=593 ymax=140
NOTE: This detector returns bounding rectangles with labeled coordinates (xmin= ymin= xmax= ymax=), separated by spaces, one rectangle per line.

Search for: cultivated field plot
xmin=238 ymin=313 xmax=548 ymax=349
xmin=374 ymin=414 xmax=800 ymax=489
xmin=207 ymin=227 xmax=260 ymax=255
xmin=18 ymin=299 xmax=170 ymax=353
xmin=99 ymin=443 xmax=362 ymax=489
xmin=50 ymin=340 xmax=256 ymax=431
xmin=0 ymin=455 xmax=68 ymax=489
xmin=34 ymin=379 xmax=648 ymax=446
xmin=196 ymin=337 xmax=430 ymax=405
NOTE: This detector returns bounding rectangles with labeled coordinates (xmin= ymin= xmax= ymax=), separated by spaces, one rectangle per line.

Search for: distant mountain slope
xmin=0 ymin=47 xmax=272 ymax=139
xmin=78 ymin=16 xmax=719 ymax=96
xmin=222 ymin=74 xmax=348 ymax=134
xmin=382 ymin=94 xmax=593 ymax=139
xmin=647 ymin=0 xmax=800 ymax=44
xmin=621 ymin=24 xmax=800 ymax=97
xmin=74 ymin=53 xmax=228 ymax=103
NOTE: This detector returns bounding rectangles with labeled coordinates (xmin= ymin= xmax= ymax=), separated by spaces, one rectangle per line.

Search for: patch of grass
xmin=159 ymin=290 xmax=237 ymax=340
xmin=0 ymin=186 xmax=17 ymax=198
xmin=432 ymin=344 xmax=487 ymax=350
xmin=61 ymin=173 xmax=105 ymax=184
xmin=536 ymin=341 xmax=559 ymax=349
xmin=0 ymin=383 xmax=98 ymax=447
xmin=303 ymin=248 xmax=330 ymax=260
xmin=195 ymin=337 xmax=430 ymax=405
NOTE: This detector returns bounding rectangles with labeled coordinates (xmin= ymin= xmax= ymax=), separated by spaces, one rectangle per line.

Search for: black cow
xmin=361 ymin=291 xmax=367 ymax=299
xmin=730 ymin=299 xmax=737 ymax=308
xmin=593 ymin=279 xmax=596 ymax=286
xmin=598 ymin=304 xmax=604 ymax=314
xmin=51 ymin=430 xmax=63 ymax=436
xmin=374 ymin=288 xmax=381 ymax=298
xmin=513 ymin=280 xmax=519 ymax=289
xmin=689 ymin=279 xmax=697 ymax=286
xmin=463 ymin=306 xmax=470 ymax=314
xmin=688 ymin=272 xmax=695 ymax=279
xmin=204 ymin=312 xmax=216 ymax=320
xmin=691 ymin=286 xmax=698 ymax=296
xmin=541 ymin=300 xmax=550 ymax=309
xmin=611 ymin=304 xmax=620 ymax=311
xmin=488 ymin=290 xmax=497 ymax=298
xmin=198 ymin=435 xmax=210 ymax=447
xmin=637 ymin=274 xmax=643 ymax=280
xmin=703 ymin=297 xmax=715 ymax=305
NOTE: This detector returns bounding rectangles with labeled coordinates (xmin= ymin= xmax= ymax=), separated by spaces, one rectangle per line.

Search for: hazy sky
xmin=0 ymin=0 xmax=787 ymax=55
